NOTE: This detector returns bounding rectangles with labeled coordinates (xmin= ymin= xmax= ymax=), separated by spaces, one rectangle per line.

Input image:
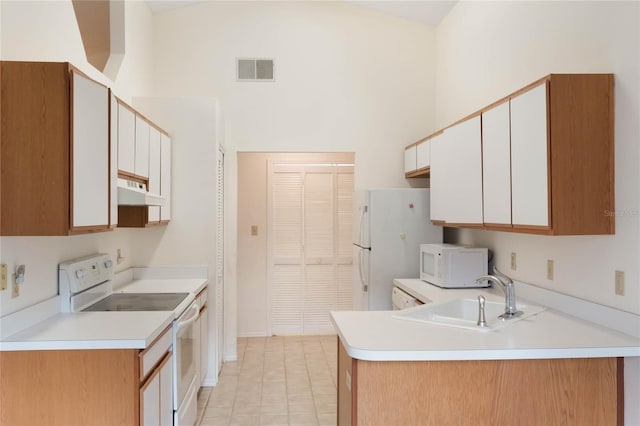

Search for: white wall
xmin=435 ymin=2 xmax=640 ymax=423
xmin=0 ymin=0 xmax=154 ymax=102
xmin=151 ymin=1 xmax=436 ymax=353
xmin=151 ymin=1 xmax=436 ymax=190
xmin=436 ymin=1 xmax=640 ymax=314
xmin=129 ymin=97 xmax=220 ymax=383
xmin=236 ymin=152 xmax=354 ymax=337
xmin=0 ymin=0 xmax=154 ymax=316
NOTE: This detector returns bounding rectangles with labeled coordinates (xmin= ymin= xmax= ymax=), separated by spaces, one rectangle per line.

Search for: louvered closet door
xmin=271 ymin=167 xmax=304 ymax=335
xmin=270 ymin=164 xmax=353 ymax=335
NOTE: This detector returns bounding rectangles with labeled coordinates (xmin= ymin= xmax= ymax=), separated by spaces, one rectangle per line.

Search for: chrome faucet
xmin=475 ymin=266 xmax=522 ymax=319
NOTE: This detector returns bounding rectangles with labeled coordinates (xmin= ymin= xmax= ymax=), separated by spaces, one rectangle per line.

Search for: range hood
xmin=117 ymin=178 xmax=165 ymax=207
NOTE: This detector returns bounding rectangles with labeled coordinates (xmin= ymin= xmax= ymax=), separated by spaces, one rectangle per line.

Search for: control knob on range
xmin=104 ymin=260 xmax=113 ymax=269
xmin=75 ymin=269 xmax=86 ymax=279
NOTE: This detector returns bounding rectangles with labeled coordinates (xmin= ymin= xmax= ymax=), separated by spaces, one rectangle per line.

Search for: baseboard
xmin=201 ymin=377 xmax=218 ymax=387
xmin=238 ymin=331 xmax=268 ymax=338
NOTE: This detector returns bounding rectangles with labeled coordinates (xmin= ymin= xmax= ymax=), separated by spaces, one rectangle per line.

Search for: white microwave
xmin=420 ymin=243 xmax=489 ymax=288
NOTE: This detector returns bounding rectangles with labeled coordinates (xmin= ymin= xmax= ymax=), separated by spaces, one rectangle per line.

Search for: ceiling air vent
xmin=237 ymin=58 xmax=275 ymax=82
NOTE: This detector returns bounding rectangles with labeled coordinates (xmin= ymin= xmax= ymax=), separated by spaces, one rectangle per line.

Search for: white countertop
xmin=332 ymin=278 xmax=640 ymax=361
xmin=0 ymin=274 xmax=208 ymax=352
xmin=0 ymin=312 xmax=174 ymax=351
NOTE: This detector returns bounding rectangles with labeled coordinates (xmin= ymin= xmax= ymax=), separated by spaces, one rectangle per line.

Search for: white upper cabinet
xmin=117 ymin=102 xmax=136 ymax=175
xmin=416 ymin=140 xmax=430 ymax=170
xmin=71 ymin=71 xmax=109 ymax=229
xmin=110 ymin=94 xmax=118 ymax=227
xmin=510 ymin=82 xmax=549 ymax=228
xmin=160 ymin=134 xmax=172 ymax=222
xmin=148 ymin=126 xmax=161 ymax=223
xmin=428 ymin=133 xmax=446 ymax=222
xmin=405 ymin=138 xmax=431 ymax=178
xmin=425 ymin=74 xmax=613 ymax=235
xmin=404 ymin=145 xmax=417 ymax=174
xmin=481 ymin=100 xmax=511 ymax=225
xmin=444 ymin=116 xmax=483 ymax=224
xmin=135 ymin=116 xmax=150 ymax=178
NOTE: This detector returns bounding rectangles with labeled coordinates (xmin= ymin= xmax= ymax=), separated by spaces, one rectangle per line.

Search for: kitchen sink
xmin=393 ymin=297 xmax=546 ymax=331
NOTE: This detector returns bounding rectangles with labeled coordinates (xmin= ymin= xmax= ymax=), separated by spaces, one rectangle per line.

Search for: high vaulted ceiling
xmin=145 ymin=1 xmax=457 ymax=27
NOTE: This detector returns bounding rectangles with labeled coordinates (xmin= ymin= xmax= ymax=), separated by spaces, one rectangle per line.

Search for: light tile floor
xmin=197 ymin=335 xmax=338 ymax=426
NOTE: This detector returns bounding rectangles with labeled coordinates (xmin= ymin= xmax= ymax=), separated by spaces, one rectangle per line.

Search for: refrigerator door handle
xmin=359 ymin=205 xmax=368 ymax=246
xmin=358 ymin=249 xmax=368 ymax=292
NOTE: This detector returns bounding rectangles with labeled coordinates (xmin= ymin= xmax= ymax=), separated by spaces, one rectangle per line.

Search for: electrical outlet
xmin=11 ymin=273 xmax=19 ymax=298
xmin=510 ymin=252 xmax=517 ymax=270
xmin=0 ymin=264 xmax=7 ymax=291
xmin=117 ymin=248 xmax=124 ymax=265
xmin=615 ymin=270 xmax=625 ymax=296
xmin=547 ymin=260 xmax=554 ymax=281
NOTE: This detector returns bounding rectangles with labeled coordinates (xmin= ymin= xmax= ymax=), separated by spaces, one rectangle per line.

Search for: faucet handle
xmin=493 ymin=266 xmax=513 ymax=284
xmin=477 ymin=296 xmax=487 ymax=327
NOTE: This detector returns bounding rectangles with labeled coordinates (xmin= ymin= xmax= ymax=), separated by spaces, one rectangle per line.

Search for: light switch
xmin=251 ymin=225 xmax=258 ymax=236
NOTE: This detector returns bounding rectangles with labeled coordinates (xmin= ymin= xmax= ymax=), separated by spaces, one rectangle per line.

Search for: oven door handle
xmin=176 ymin=303 xmax=200 ymax=331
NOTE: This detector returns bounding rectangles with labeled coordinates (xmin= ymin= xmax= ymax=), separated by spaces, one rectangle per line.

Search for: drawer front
xmin=140 ymin=326 xmax=172 ymax=381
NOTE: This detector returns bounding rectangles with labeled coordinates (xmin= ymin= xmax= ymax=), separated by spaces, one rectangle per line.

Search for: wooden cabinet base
xmin=338 ymin=342 xmax=623 ymax=425
xmin=0 ymin=349 xmax=139 ymax=425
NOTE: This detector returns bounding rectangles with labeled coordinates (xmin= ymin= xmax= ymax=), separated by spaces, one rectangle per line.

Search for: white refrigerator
xmin=352 ymin=188 xmax=442 ymax=310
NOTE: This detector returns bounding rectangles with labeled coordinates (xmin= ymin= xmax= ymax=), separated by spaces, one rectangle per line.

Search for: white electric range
xmin=58 ymin=253 xmax=200 ymax=426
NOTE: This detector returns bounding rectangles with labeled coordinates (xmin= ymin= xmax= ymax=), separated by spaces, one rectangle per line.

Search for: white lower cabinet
xmin=140 ymin=327 xmax=173 ymax=426
xmin=159 ymin=355 xmax=173 ymax=426
xmin=140 ymin=352 xmax=173 ymax=426
xmin=141 ymin=366 xmax=161 ymax=426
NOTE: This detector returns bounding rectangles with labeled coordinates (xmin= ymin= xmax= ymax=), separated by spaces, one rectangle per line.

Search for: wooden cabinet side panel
xmin=337 ymin=338 xmax=354 ymax=426
xmin=0 ymin=349 xmax=139 ymax=425
xmin=356 ymin=358 xmax=620 ymax=426
xmin=0 ymin=61 xmax=70 ymax=235
xmin=549 ymin=74 xmax=615 ymax=235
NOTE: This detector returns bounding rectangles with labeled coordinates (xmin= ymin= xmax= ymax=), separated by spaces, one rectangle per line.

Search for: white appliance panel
xmin=352 ymin=189 xmax=442 ymax=311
